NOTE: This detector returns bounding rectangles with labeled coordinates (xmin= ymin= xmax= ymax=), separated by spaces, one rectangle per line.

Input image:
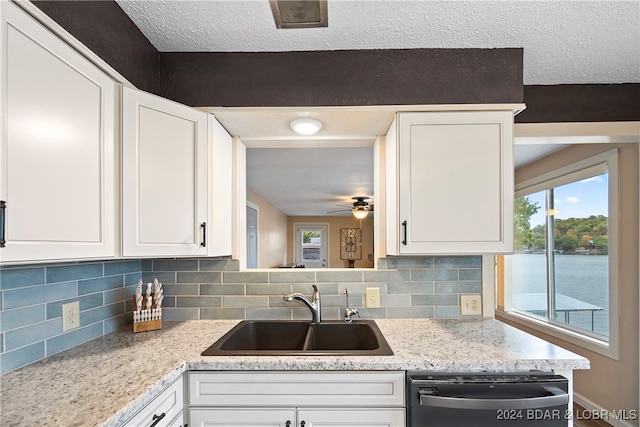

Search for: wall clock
xmin=340 ymin=228 xmax=363 ymax=267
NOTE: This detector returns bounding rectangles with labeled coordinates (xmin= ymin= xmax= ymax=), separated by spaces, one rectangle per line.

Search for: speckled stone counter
xmin=0 ymin=319 xmax=589 ymax=426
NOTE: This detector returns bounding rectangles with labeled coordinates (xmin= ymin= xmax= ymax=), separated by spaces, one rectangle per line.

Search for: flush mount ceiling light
xmin=269 ymin=0 xmax=328 ymax=29
xmin=290 ymin=118 xmax=323 ymax=135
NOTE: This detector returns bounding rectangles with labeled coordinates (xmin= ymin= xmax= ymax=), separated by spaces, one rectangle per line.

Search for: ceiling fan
xmin=328 ymin=197 xmax=374 ymax=219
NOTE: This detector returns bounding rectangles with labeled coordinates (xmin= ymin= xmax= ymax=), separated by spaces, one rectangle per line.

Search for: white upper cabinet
xmin=386 ymin=111 xmax=514 ymax=255
xmin=207 ymin=115 xmax=233 ymax=257
xmin=0 ymin=1 xmax=117 ymax=264
xmin=122 ymin=86 xmax=208 ymax=257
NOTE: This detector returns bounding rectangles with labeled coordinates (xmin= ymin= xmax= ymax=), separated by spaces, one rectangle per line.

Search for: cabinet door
xmin=393 ymin=111 xmax=513 ymax=254
xmin=297 ymin=409 xmax=405 ymax=427
xmin=122 ymin=86 xmax=208 ymax=257
xmin=123 ymin=376 xmax=184 ymax=427
xmin=208 ymin=115 xmax=233 ymax=257
xmin=0 ymin=1 xmax=116 ymax=263
xmin=189 ymin=408 xmax=295 ymax=427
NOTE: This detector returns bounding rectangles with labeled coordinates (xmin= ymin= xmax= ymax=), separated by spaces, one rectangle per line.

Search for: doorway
xmin=294 ymin=224 xmax=328 ymax=268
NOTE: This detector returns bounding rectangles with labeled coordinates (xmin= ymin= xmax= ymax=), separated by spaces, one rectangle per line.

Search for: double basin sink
xmin=201 ymin=319 xmax=394 ymax=356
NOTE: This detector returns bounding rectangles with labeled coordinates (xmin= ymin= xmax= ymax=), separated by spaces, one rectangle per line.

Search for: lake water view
xmin=511 ymin=254 xmax=609 ymax=337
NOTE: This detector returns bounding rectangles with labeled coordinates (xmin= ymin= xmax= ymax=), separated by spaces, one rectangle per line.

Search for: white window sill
xmin=495 ymin=309 xmax=618 ymax=360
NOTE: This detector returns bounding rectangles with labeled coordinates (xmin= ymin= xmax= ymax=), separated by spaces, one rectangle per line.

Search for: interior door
xmin=246 ymin=205 xmax=258 ymax=268
xmin=295 ymin=224 xmax=327 ymax=268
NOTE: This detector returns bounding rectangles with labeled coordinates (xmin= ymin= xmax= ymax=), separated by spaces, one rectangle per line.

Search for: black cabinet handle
xmin=149 ymin=412 xmax=166 ymax=427
xmin=300 ymin=422 xmax=305 ymax=427
xmin=402 ymin=220 xmax=408 ymax=246
xmin=0 ymin=200 xmax=6 ymax=248
xmin=285 ymin=422 xmax=291 ymax=427
xmin=200 ymin=222 xmax=207 ymax=247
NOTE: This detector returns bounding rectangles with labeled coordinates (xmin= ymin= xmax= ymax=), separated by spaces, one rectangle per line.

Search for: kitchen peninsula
xmin=0 ymin=319 xmax=588 ymax=426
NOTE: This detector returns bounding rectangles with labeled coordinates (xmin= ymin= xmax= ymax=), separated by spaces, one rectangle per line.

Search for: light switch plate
xmin=460 ymin=295 xmax=482 ymax=315
xmin=365 ymin=287 xmax=381 ymax=308
xmin=62 ymin=301 xmax=80 ymax=331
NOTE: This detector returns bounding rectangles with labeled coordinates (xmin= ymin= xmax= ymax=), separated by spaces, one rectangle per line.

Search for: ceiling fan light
xmin=290 ymin=118 xmax=322 ymax=135
xmin=352 ymin=208 xmax=369 ymax=219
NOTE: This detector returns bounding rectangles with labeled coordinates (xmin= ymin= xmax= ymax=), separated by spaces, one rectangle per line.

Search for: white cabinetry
xmin=0 ymin=1 xmax=117 ymax=264
xmin=188 ymin=371 xmax=405 ymax=427
xmin=190 ymin=409 xmax=295 ymax=427
xmin=296 ymin=409 xmax=404 ymax=426
xmin=386 ymin=111 xmax=514 ymax=255
xmin=123 ymin=376 xmax=184 ymax=427
xmin=207 ymin=115 xmax=233 ymax=257
xmin=122 ymin=86 xmax=209 ymax=257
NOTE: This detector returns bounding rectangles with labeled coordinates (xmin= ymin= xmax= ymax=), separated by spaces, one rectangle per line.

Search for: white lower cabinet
xmin=190 ymin=408 xmax=404 ymax=427
xmin=297 ymin=409 xmax=405 ymax=426
xmin=123 ymin=376 xmax=184 ymax=427
xmin=187 ymin=371 xmax=405 ymax=427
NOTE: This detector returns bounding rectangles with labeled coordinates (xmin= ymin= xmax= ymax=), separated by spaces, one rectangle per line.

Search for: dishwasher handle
xmin=419 ymin=386 xmax=569 ymax=410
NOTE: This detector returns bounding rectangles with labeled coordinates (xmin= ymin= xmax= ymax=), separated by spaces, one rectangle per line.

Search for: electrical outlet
xmin=365 ymin=287 xmax=381 ymax=308
xmin=460 ymin=295 xmax=482 ymax=315
xmin=62 ymin=301 xmax=80 ymax=331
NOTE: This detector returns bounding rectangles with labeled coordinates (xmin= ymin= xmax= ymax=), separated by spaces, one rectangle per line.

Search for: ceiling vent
xmin=269 ymin=0 xmax=328 ymax=29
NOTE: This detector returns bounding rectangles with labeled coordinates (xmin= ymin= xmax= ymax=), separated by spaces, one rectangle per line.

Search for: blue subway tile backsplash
xmin=1 ymin=256 xmax=482 ymax=373
xmin=3 ymin=282 xmax=77 ymax=310
xmin=1 ymin=342 xmax=45 ymax=373
xmin=0 ymin=260 xmax=141 ymax=374
xmin=1 ymin=305 xmax=45 ymax=332
xmin=0 ymin=267 xmax=45 ymax=290
xmin=45 ymin=263 xmax=104 ymax=284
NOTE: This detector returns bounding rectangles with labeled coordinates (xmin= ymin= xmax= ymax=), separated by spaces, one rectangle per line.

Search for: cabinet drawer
xmin=167 ymin=411 xmax=184 ymax=427
xmin=124 ymin=377 xmax=183 ymax=427
xmin=190 ymin=408 xmax=295 ymax=426
xmin=298 ymin=408 xmax=405 ymax=426
xmin=188 ymin=371 xmax=404 ymax=407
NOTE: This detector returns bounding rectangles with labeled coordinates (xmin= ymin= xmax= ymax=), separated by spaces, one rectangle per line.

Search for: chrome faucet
xmin=283 ymin=284 xmax=321 ymax=323
xmin=343 ymin=289 xmax=360 ymax=323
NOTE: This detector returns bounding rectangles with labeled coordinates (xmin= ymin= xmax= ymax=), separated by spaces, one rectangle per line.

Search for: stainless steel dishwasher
xmin=407 ymin=371 xmax=569 ymax=427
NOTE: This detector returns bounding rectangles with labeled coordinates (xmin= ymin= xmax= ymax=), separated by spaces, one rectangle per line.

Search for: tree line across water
xmin=515 ymin=197 xmax=608 ymax=254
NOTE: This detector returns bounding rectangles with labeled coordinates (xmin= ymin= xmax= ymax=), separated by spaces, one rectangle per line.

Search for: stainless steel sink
xmin=201 ymin=319 xmax=394 ymax=356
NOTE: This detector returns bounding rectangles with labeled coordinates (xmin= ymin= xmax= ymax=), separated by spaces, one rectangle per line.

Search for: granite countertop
xmin=0 ymin=319 xmax=589 ymax=426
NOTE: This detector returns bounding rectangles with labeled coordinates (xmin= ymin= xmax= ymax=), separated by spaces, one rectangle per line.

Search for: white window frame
xmin=497 ymin=148 xmax=619 ymax=359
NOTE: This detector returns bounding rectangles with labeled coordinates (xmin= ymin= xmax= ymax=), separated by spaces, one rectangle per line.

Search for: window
xmin=302 ymin=231 xmax=321 ymax=260
xmin=501 ymin=149 xmax=619 ymax=358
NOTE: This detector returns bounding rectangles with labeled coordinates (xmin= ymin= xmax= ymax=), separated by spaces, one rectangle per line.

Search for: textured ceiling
xmin=116 ymin=0 xmax=640 ymax=85
xmin=114 ymin=0 xmax=639 ymax=216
